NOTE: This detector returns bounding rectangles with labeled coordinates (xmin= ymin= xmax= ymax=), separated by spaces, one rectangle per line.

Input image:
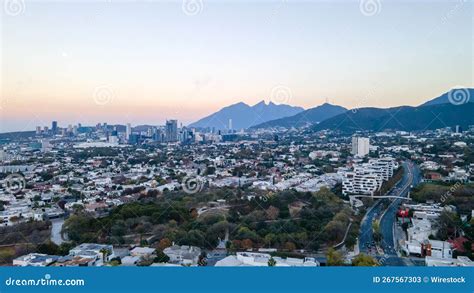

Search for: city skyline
xmin=2 ymin=0 xmax=473 ymax=132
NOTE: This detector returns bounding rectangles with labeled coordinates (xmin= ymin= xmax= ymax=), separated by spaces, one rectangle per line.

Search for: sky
xmin=1 ymin=0 xmax=473 ymax=132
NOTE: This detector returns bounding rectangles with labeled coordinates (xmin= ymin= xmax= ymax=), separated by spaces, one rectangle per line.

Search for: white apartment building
xmin=342 ymin=167 xmax=381 ymax=196
xmin=342 ymin=158 xmax=395 ymax=196
xmin=367 ymin=157 xmax=395 ymax=181
xmin=351 ymin=136 xmax=370 ymax=157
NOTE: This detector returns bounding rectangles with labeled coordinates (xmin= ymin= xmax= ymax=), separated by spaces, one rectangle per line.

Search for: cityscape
xmin=1 ymin=0 xmax=473 ymax=278
xmin=1 ymin=86 xmax=474 ymax=267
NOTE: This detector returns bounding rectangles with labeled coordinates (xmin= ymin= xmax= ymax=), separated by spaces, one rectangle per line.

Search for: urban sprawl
xmin=1 ymin=120 xmax=473 ymax=267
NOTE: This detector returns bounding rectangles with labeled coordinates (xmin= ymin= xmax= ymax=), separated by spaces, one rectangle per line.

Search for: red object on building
xmin=448 ymin=236 xmax=473 ymax=253
xmin=397 ymin=208 xmax=409 ymax=218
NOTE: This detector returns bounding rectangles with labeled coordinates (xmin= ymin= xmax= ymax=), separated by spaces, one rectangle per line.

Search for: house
xmin=130 ymin=246 xmax=156 ymax=258
xmin=13 ymin=253 xmax=59 ymax=267
xmin=51 ymin=256 xmax=96 ymax=267
xmin=121 ymin=255 xmax=141 ymax=266
xmin=163 ymin=245 xmax=201 ymax=266
xmin=69 ymin=243 xmax=115 ymax=265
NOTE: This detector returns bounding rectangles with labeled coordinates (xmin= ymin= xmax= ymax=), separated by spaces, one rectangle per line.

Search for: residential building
xmin=163 ymin=245 xmax=201 ymax=266
xmin=351 ymin=136 xmax=370 ymax=157
xmin=69 ymin=243 xmax=115 ymax=264
xmin=13 ymin=253 xmax=59 ymax=267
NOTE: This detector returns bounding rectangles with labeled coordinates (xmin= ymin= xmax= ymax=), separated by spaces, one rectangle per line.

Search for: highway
xmin=358 ymin=160 xmax=421 ymax=265
xmin=378 ymin=161 xmax=421 ymax=265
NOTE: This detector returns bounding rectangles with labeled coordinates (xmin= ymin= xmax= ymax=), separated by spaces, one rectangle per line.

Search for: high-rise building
xmin=351 ymin=136 xmax=370 ymax=157
xmin=52 ymin=121 xmax=58 ymax=134
xmin=109 ymin=130 xmax=119 ymax=144
xmin=228 ymin=119 xmax=233 ymax=131
xmin=126 ymin=123 xmax=132 ymax=141
xmin=36 ymin=126 xmax=42 ymax=135
xmin=165 ymin=120 xmax=178 ymax=142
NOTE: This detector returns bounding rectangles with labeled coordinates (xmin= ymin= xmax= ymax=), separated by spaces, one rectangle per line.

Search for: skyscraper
xmin=126 ymin=123 xmax=132 ymax=141
xmin=351 ymin=136 xmax=370 ymax=157
xmin=52 ymin=121 xmax=58 ymax=134
xmin=166 ymin=120 xmax=178 ymax=142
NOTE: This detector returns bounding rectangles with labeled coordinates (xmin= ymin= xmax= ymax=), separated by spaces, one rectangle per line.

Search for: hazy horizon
xmin=1 ymin=0 xmax=473 ymax=132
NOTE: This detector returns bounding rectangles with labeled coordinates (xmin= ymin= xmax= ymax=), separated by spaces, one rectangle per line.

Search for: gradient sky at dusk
xmin=1 ymin=0 xmax=472 ymax=132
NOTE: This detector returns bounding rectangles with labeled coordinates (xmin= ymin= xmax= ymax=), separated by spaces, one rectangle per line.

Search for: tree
xmin=284 ymin=241 xmax=296 ymax=251
xmin=326 ymin=248 xmax=344 ymax=266
xmin=352 ymin=254 xmax=378 ymax=266
xmin=436 ymin=211 xmax=462 ymax=239
xmin=198 ymin=252 xmax=207 ymax=266
xmin=158 ymin=238 xmax=172 ymax=250
xmin=265 ymin=206 xmax=280 ymax=220
xmin=36 ymin=241 xmax=60 ymax=255
xmin=153 ymin=250 xmax=170 ymax=263
xmin=100 ymin=248 xmax=110 ymax=262
xmin=268 ymin=257 xmax=277 ymax=267
xmin=241 ymin=239 xmax=253 ymax=250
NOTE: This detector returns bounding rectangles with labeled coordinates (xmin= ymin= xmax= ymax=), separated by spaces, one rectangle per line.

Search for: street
xmin=358 ymin=160 xmax=422 ymax=265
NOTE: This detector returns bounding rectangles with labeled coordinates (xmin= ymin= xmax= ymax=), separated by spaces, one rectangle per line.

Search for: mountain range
xmin=251 ymin=103 xmax=347 ymax=129
xmin=312 ymin=88 xmax=474 ymax=133
xmin=188 ymin=88 xmax=473 ymax=132
xmin=188 ymin=101 xmax=304 ymax=130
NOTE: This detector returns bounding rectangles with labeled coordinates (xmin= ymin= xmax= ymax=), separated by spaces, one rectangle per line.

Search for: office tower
xmin=351 ymin=136 xmax=370 ymax=157
xmin=129 ymin=133 xmax=139 ymax=145
xmin=68 ymin=124 xmax=73 ymax=133
xmin=109 ymin=130 xmax=119 ymax=144
xmin=126 ymin=123 xmax=132 ymax=141
xmin=36 ymin=126 xmax=42 ymax=135
xmin=0 ymin=150 xmax=5 ymax=162
xmin=44 ymin=126 xmax=49 ymax=132
xmin=228 ymin=119 xmax=232 ymax=131
xmin=166 ymin=120 xmax=178 ymax=142
xmin=52 ymin=121 xmax=58 ymax=134
xmin=147 ymin=127 xmax=154 ymax=138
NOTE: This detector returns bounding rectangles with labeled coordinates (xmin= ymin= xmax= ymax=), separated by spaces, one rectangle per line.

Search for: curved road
xmin=358 ymin=161 xmax=421 ymax=265
xmin=378 ymin=161 xmax=421 ymax=265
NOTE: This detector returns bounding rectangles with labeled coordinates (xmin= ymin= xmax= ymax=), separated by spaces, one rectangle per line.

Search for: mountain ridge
xmin=251 ymin=103 xmax=348 ymax=129
xmin=188 ymin=101 xmax=304 ymax=130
